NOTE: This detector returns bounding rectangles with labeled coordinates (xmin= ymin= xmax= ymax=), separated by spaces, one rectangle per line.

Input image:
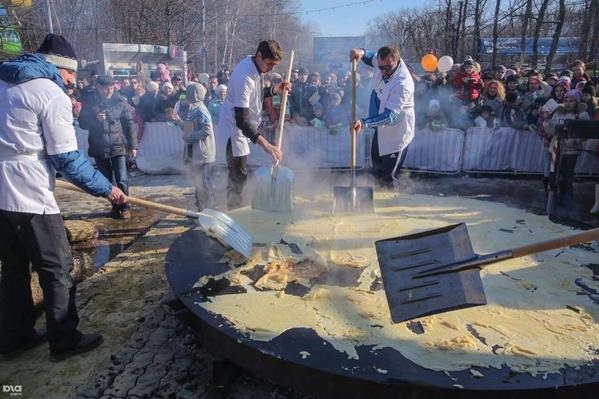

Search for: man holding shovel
xmin=350 ymin=45 xmax=415 ymax=190
xmin=217 ymin=40 xmax=291 ymax=210
xmin=0 ymin=34 xmax=127 ymax=361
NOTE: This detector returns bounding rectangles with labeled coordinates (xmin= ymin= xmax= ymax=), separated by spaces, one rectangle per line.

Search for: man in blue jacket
xmin=0 ymin=34 xmax=127 ymax=362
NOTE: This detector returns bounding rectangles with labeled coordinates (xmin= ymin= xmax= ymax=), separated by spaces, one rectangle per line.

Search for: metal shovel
xmin=332 ymin=59 xmax=373 ymax=213
xmin=55 ymin=180 xmax=253 ymax=258
xmin=375 ymin=222 xmax=599 ymax=323
xmin=251 ymin=50 xmax=295 ymax=213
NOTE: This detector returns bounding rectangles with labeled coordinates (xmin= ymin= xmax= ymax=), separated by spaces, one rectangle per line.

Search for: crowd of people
xmin=68 ymin=54 xmax=599 ymax=213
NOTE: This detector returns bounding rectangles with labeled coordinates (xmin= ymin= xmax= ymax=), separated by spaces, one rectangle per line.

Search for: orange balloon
xmin=421 ymin=54 xmax=438 ymax=72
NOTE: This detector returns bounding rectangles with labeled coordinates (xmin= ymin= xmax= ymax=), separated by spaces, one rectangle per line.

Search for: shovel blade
xmin=197 ymin=209 xmax=253 ymax=258
xmin=252 ymin=165 xmax=294 ymax=213
xmin=375 ymin=223 xmax=487 ymax=323
xmin=332 ymin=186 xmax=374 ymax=213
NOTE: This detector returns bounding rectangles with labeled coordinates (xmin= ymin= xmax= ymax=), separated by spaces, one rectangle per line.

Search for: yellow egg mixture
xmin=196 ymin=192 xmax=599 ymax=376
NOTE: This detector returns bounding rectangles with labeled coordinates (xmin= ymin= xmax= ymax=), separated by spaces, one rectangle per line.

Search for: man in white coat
xmin=0 ymin=34 xmax=127 ymax=362
xmin=217 ymin=40 xmax=290 ymax=209
xmin=350 ymin=45 xmax=415 ymax=189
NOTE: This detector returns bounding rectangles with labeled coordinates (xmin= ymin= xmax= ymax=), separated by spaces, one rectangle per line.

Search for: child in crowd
xmin=551 ymin=78 xmax=570 ymax=103
xmin=452 ymin=58 xmax=483 ymax=104
xmin=423 ymin=99 xmax=448 ymax=131
xmin=543 ymin=89 xmax=590 ymax=206
xmin=474 ymin=105 xmax=497 ymax=128
xmin=500 ymin=91 xmax=527 ymax=129
xmin=310 ymin=102 xmax=326 ymax=129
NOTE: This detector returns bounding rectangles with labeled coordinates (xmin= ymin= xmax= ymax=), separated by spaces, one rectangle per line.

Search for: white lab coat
xmin=370 ymin=56 xmax=416 ymax=157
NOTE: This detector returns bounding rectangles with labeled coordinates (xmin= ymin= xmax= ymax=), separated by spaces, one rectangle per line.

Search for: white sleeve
xmin=40 ymin=92 xmax=79 ymax=156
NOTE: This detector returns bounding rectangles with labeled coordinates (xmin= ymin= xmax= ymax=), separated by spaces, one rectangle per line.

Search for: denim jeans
xmin=95 ymin=155 xmax=129 ymax=211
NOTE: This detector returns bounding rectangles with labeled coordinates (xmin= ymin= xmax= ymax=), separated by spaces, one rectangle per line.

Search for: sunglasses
xmin=378 ymin=64 xmax=394 ymax=72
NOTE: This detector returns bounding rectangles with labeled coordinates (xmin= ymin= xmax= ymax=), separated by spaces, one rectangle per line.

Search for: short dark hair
xmin=256 ymin=40 xmax=283 ymax=61
xmin=377 ymin=45 xmax=400 ymax=62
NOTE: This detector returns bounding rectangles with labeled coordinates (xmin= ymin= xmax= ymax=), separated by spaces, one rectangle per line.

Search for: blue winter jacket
xmin=0 ymin=54 xmax=111 ymax=197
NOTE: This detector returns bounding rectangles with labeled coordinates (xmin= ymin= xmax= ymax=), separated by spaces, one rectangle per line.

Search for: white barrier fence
xmin=75 ymin=123 xmax=599 ymax=176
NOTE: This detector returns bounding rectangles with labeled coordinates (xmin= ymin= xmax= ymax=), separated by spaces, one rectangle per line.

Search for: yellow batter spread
xmin=198 ymin=192 xmax=599 ymax=375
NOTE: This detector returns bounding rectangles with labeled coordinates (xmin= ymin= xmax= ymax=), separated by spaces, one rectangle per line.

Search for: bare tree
xmin=544 ymin=0 xmax=566 ymax=75
xmin=519 ymin=0 xmax=533 ymax=64
xmin=491 ymin=0 xmax=501 ymax=68
xmin=531 ymin=0 xmax=550 ymax=69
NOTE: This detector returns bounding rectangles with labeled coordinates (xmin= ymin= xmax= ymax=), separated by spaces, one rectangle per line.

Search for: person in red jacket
xmin=453 ymin=58 xmax=483 ymax=104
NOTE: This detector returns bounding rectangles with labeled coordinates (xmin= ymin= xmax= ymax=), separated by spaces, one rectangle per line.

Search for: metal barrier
xmin=403 ymin=128 xmax=464 ymax=174
xmin=75 ymin=123 xmax=599 ymax=176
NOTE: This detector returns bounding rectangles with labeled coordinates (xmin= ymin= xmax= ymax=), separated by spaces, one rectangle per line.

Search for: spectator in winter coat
xmin=480 ymin=79 xmax=505 ymax=117
xmin=137 ymin=81 xmax=158 ymax=123
xmin=543 ymin=89 xmax=590 ymax=205
xmin=79 ymin=75 xmax=138 ymax=219
xmin=500 ymin=91 xmax=527 ymax=129
xmin=207 ymin=84 xmax=227 ymax=124
xmin=152 ymin=82 xmax=178 ymax=121
xmin=571 ymin=60 xmax=592 ymax=89
xmin=289 ymin=67 xmax=309 ymax=123
xmin=521 ymin=73 xmax=546 ymax=111
xmin=180 ymin=82 xmax=216 ymax=210
xmin=452 ymin=58 xmax=483 ymax=103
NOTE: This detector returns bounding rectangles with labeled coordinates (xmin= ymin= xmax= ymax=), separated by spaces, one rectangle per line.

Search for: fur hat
xmin=36 ymin=33 xmax=78 ymax=71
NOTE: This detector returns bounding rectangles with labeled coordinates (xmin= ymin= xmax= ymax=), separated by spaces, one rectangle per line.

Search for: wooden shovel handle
xmin=510 ymin=227 xmax=599 ymax=258
xmin=54 ymin=180 xmax=197 ymax=218
xmin=350 ymin=58 xmax=357 ymax=170
xmin=276 ymin=49 xmax=294 ymax=150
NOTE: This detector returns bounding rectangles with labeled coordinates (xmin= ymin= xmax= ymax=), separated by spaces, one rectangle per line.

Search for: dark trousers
xmin=0 ymin=210 xmax=81 ymax=352
xmin=371 ymin=130 xmax=409 ymax=187
xmin=95 ymin=155 xmax=129 ymax=211
xmin=226 ymin=138 xmax=249 ymax=210
xmin=557 ymin=154 xmax=579 ymax=204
